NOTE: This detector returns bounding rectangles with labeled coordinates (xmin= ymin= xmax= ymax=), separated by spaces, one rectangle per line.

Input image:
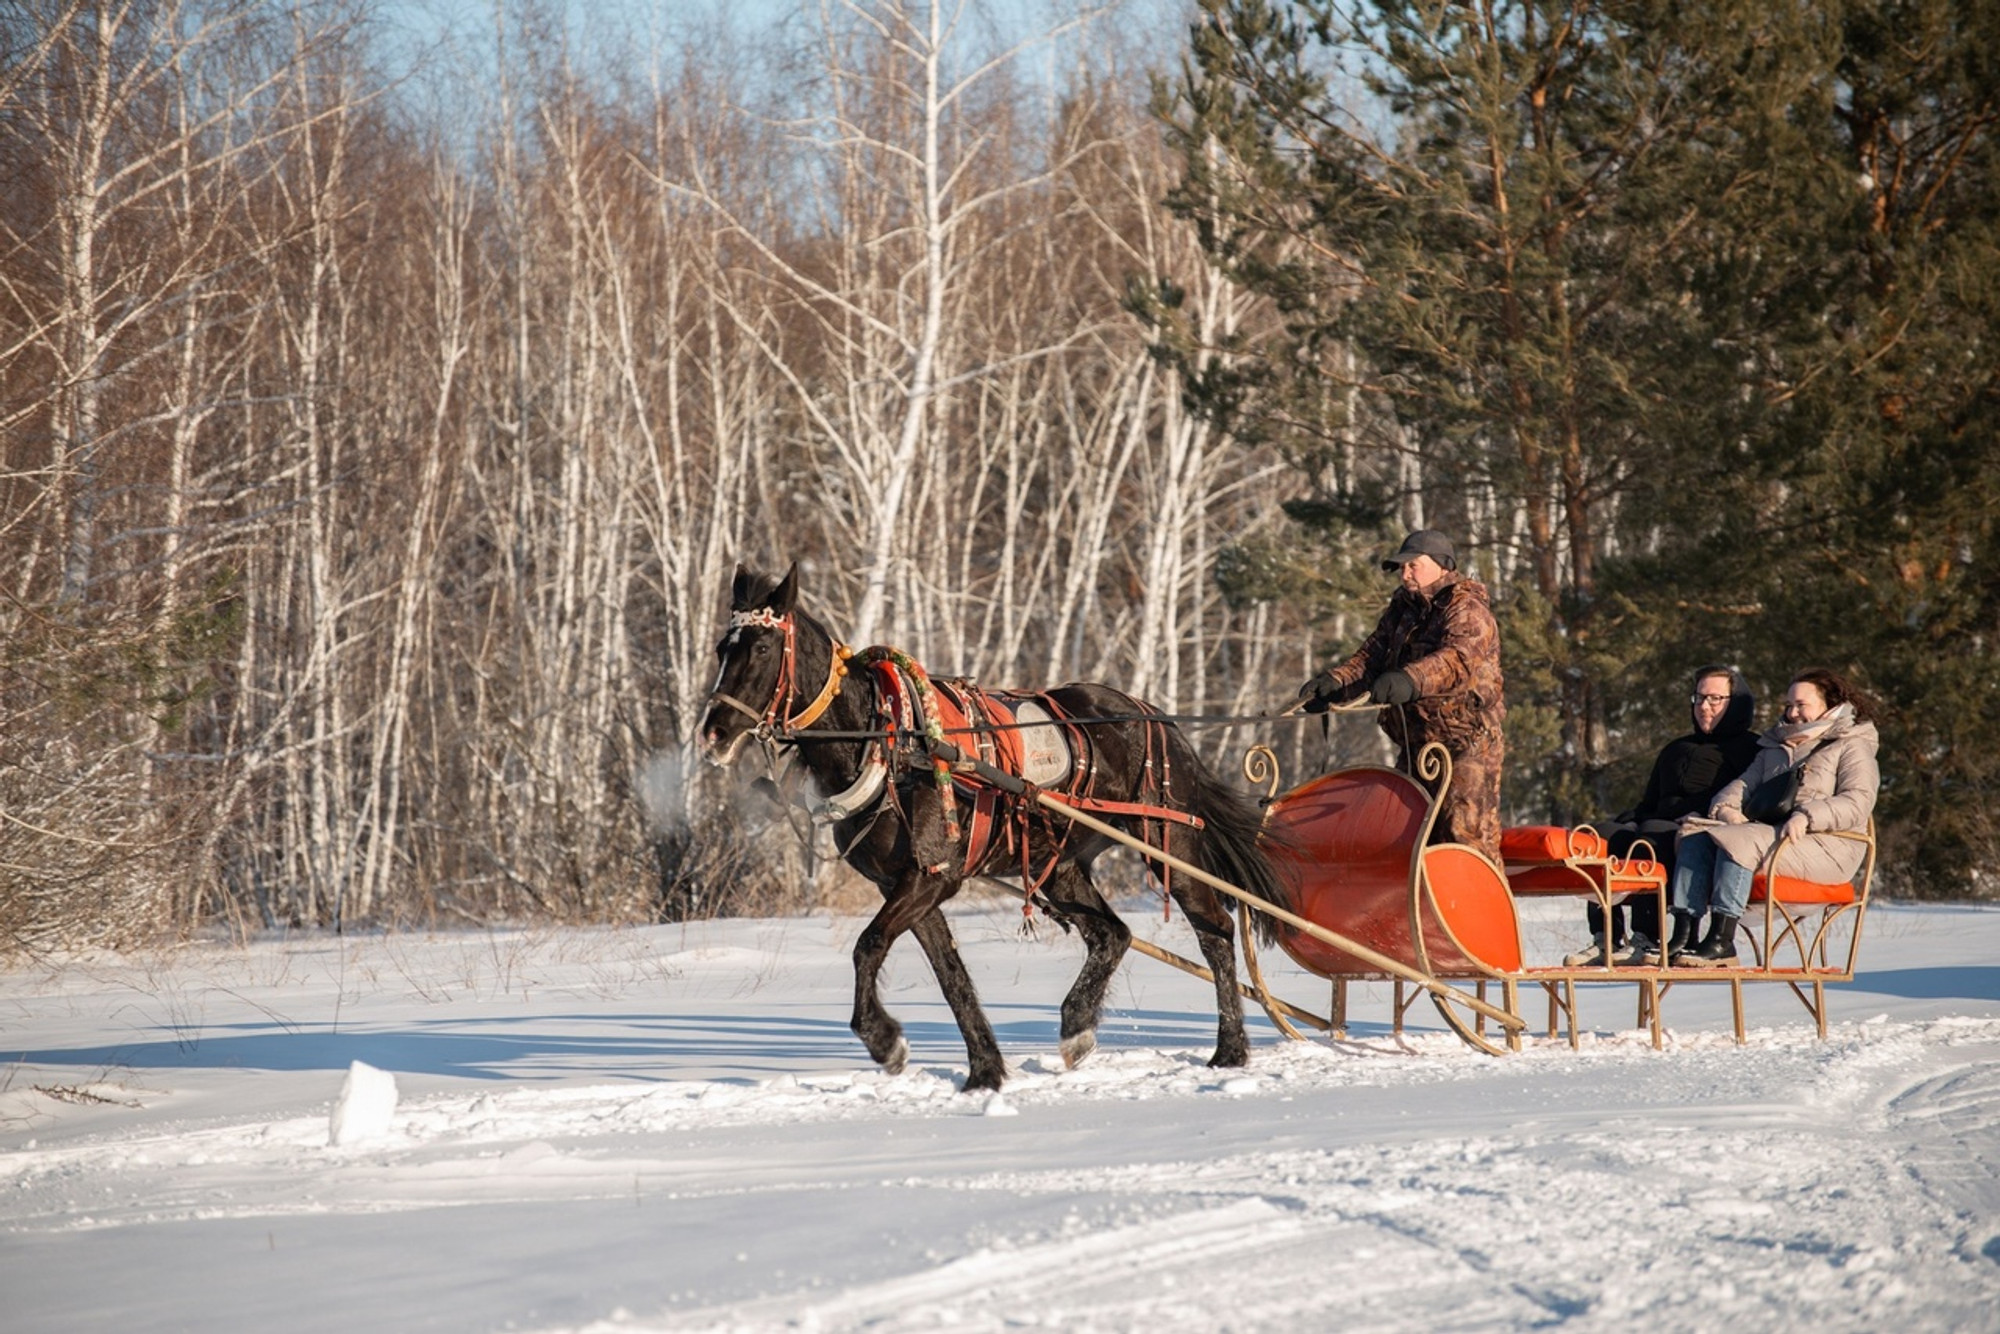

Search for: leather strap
xmin=787 ymin=642 xmax=852 ymax=731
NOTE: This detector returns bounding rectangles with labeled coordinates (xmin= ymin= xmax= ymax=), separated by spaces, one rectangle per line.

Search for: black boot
xmin=1647 ymin=911 xmax=1697 ymax=965
xmin=1680 ymin=913 xmax=1740 ymax=968
xmin=1668 ymin=912 xmax=1709 ymax=964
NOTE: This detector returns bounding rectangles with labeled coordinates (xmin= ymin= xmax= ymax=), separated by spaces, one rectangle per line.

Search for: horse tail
xmin=1175 ymin=744 xmax=1297 ymax=948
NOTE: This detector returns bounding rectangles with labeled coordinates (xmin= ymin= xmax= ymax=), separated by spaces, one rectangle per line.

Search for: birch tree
xmin=666 ymin=1 xmax=1101 ymax=648
xmin=0 ymin=0 xmax=373 ymax=942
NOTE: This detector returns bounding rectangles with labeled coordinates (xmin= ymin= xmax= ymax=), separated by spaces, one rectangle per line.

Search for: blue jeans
xmin=1671 ymin=832 xmax=1754 ymax=919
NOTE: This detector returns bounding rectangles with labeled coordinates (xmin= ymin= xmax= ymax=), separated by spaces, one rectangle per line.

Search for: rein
xmin=713 ymin=607 xmax=1389 ymax=747
xmin=737 ymin=698 xmax=1394 ymax=743
xmin=709 ymin=609 xmax=1399 ymax=868
xmin=710 ymin=611 xmax=1397 ymax=926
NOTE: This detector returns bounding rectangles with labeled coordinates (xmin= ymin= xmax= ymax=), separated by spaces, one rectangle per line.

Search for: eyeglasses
xmin=1690 ymin=693 xmax=1731 ymax=705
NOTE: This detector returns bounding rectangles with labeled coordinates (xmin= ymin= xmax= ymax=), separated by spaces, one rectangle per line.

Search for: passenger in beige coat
xmin=1662 ymin=668 xmax=1881 ymax=967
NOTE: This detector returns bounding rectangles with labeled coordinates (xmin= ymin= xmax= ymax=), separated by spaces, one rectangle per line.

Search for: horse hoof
xmin=1208 ymin=1045 xmax=1249 ymax=1069
xmin=881 ymin=1036 xmax=908 ymax=1076
xmin=1060 ymin=1031 xmax=1097 ymax=1069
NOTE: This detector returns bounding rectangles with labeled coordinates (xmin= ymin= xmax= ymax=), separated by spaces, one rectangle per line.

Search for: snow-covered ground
xmin=4 ymin=895 xmax=1997 ymax=1332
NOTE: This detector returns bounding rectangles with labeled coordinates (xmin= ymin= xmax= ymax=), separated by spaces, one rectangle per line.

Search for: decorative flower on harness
xmin=729 ymin=607 xmax=789 ymax=631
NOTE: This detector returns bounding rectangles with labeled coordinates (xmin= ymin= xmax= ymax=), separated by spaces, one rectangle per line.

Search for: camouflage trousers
xmin=1400 ymin=729 xmax=1504 ymax=868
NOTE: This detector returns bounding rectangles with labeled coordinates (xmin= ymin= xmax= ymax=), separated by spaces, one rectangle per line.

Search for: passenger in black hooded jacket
xmin=1562 ymin=664 xmax=1760 ymax=966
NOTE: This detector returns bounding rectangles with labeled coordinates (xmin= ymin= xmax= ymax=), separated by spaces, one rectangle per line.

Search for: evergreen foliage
xmin=1159 ymin=0 xmax=1998 ymax=895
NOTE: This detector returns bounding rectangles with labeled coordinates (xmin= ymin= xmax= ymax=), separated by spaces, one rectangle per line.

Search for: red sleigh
xmin=1230 ymin=742 xmax=1877 ymax=1051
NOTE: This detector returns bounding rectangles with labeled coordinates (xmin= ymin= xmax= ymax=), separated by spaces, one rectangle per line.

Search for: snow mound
xmin=327 ymin=1059 xmax=399 ymax=1147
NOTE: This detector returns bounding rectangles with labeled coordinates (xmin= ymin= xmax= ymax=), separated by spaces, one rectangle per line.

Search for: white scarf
xmin=1775 ymin=700 xmax=1853 ymax=752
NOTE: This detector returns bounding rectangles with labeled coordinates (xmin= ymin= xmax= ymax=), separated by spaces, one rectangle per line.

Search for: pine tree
xmin=1595 ymin=0 xmax=1999 ymax=896
xmin=1703 ymin=0 xmax=2000 ymax=895
xmin=1154 ymin=0 xmax=1838 ymax=817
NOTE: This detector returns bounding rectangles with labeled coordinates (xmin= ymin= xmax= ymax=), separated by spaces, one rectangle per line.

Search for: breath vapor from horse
xmin=697 ymin=564 xmax=1291 ymax=1092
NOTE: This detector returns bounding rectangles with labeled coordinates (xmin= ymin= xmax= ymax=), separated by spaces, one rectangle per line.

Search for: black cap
xmin=1381 ymin=529 xmax=1456 ymax=572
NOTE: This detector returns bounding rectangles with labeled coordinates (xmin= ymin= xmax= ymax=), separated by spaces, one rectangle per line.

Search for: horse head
xmin=700 ymin=562 xmax=833 ymax=765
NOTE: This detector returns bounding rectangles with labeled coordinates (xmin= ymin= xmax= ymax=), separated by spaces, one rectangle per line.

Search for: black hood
xmin=1692 ymin=665 xmax=1756 ymax=738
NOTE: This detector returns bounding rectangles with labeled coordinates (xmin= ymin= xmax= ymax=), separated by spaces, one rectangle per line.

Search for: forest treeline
xmin=1 ymin=0 xmax=1993 ymax=951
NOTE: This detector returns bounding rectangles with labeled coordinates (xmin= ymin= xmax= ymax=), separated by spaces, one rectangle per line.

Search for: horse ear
xmin=730 ymin=563 xmax=754 ymax=608
xmin=772 ymin=562 xmax=800 ymax=614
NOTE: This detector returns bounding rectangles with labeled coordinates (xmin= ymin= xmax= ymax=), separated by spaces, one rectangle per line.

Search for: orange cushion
xmin=1501 ymin=825 xmax=1608 ymax=862
xmin=1750 ymin=874 xmax=1856 ymax=905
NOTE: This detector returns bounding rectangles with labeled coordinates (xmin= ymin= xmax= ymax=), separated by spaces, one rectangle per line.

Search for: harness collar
xmin=789 ymin=641 xmax=852 ymax=730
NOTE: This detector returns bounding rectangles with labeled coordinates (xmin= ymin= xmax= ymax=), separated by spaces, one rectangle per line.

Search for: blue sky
xmin=374 ymin=0 xmax=1201 ymax=125
xmin=382 ymin=0 xmax=1194 ymax=50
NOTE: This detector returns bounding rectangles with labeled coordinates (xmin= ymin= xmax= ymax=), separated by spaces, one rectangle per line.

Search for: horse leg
xmin=850 ymin=873 xmax=944 ymax=1077
xmin=1170 ymin=876 xmax=1251 ymax=1068
xmin=1038 ymin=862 xmax=1130 ymax=1070
xmin=908 ymin=907 xmax=1007 ymax=1092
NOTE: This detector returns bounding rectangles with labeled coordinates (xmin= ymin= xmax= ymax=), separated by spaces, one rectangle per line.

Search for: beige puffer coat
xmin=1703 ymin=707 xmax=1879 ymax=884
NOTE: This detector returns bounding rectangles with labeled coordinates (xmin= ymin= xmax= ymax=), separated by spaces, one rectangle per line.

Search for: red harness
xmin=718 ymin=615 xmax=1199 ymax=910
xmin=869 ymin=653 xmax=1202 ymax=899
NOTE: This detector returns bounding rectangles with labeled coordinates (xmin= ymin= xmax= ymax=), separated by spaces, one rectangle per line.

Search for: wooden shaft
xmin=1030 ymin=786 xmax=1526 ymax=1033
xmin=1125 ymin=936 xmax=1332 ymax=1033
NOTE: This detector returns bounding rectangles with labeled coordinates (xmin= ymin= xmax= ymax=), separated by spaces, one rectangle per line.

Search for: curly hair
xmin=1789 ymin=667 xmax=1880 ymax=725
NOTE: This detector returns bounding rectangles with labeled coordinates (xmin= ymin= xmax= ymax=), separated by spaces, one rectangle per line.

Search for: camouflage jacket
xmin=1324 ymin=572 xmax=1506 ymax=752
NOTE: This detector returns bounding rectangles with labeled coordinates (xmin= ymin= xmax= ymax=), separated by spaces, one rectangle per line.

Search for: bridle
xmin=708 ymin=606 xmax=885 ymax=858
xmin=707 ymin=606 xmax=852 ymax=743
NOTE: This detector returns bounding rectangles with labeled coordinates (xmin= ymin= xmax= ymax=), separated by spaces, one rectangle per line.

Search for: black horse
xmin=698 ymin=564 xmax=1288 ymax=1092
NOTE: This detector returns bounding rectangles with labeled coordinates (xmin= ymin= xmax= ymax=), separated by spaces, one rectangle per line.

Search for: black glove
xmin=1368 ymin=670 xmax=1417 ymax=705
xmin=1299 ymin=670 xmax=1338 ymax=713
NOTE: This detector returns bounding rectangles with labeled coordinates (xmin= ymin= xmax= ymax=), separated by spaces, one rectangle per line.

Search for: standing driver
xmin=1298 ymin=529 xmax=1507 ymax=866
